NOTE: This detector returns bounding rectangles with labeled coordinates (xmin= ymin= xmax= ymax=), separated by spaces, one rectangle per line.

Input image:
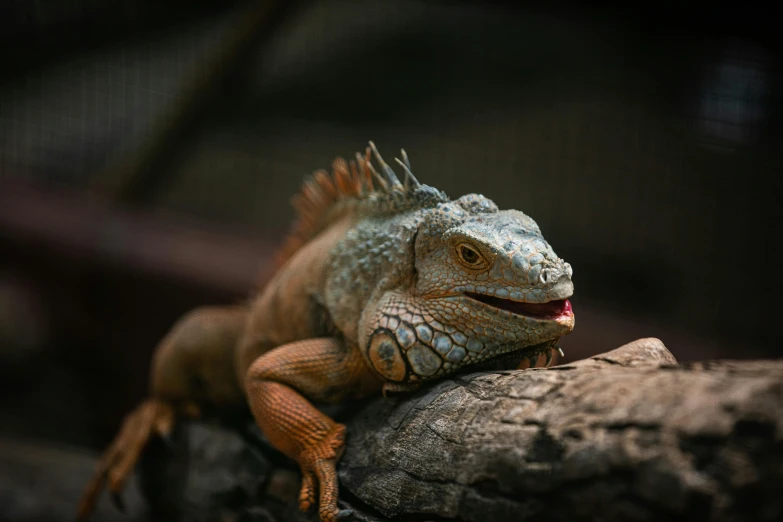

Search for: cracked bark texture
xmin=138 ymin=338 xmax=783 ymax=522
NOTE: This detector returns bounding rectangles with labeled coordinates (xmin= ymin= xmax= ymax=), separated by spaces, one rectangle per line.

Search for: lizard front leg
xmin=244 ymin=338 xmax=379 ymax=522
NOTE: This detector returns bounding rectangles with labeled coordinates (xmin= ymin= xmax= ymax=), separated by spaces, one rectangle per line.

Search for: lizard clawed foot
xmin=296 ymin=423 xmax=352 ymax=522
xmin=77 ymin=399 xmax=174 ymax=520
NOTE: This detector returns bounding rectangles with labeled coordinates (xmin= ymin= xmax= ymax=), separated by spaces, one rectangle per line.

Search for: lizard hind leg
xmin=77 ymin=398 xmax=178 ymax=518
xmin=77 ymin=305 xmax=247 ymax=521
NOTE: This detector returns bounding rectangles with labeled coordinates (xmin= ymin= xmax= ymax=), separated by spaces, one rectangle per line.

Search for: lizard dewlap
xmin=77 ymin=142 xmax=575 ymax=522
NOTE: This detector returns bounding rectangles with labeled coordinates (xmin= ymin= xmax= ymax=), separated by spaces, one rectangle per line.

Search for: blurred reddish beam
xmin=0 ymin=179 xmax=277 ymax=295
xmin=0 ymin=179 xmax=757 ymax=363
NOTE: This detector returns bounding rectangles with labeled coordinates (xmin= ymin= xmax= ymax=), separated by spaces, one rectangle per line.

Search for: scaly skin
xmin=77 ymin=142 xmax=575 ymax=522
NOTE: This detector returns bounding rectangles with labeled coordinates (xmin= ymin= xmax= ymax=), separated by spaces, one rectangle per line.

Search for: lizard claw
xmin=157 ymin=431 xmax=176 ymax=450
xmin=298 ymin=471 xmax=317 ymax=512
xmin=293 ymin=423 xmax=348 ymax=522
xmin=110 ymin=492 xmax=126 ymax=513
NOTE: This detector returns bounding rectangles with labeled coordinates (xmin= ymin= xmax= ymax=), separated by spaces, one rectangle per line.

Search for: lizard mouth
xmin=464 ymin=292 xmax=572 ymax=320
xmin=453 ymin=340 xmax=557 ymax=375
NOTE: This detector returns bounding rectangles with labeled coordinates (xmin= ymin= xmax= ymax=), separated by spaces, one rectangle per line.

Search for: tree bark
xmin=140 ymin=338 xmax=783 ymax=522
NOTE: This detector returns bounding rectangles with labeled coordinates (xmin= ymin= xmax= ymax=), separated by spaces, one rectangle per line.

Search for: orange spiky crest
xmin=274 ymin=147 xmax=376 ymax=268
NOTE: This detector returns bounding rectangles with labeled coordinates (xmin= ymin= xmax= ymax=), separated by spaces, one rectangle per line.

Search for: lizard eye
xmin=456 ymin=243 xmax=487 ymax=269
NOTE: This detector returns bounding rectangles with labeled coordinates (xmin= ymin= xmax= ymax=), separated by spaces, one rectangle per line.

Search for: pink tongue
xmin=512 ymin=299 xmax=570 ymax=317
xmin=466 ymin=292 xmax=572 ymax=318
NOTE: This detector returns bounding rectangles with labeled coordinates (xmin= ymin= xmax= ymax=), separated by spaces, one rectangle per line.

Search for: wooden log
xmin=128 ymin=337 xmax=783 ymax=522
xmin=338 ymin=338 xmax=783 ymax=521
xmin=6 ymin=338 xmax=777 ymax=522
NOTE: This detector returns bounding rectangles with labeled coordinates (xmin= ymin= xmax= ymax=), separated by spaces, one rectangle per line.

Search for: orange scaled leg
xmin=77 ymin=305 xmax=245 ymax=520
xmin=77 ymin=399 xmax=177 ymax=518
xmin=245 ymin=338 xmax=374 ymax=522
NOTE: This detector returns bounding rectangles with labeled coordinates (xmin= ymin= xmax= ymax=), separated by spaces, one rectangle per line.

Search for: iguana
xmin=77 ymin=142 xmax=575 ymax=522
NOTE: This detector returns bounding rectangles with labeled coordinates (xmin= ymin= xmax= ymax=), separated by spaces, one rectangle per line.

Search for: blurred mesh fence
xmin=0 ymin=0 xmax=781 ymax=355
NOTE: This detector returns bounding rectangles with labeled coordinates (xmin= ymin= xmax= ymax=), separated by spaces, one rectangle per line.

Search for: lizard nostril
xmin=539 ymin=268 xmax=552 ymax=284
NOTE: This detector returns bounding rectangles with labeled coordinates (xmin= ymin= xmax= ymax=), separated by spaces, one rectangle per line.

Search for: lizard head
xmin=364 ymin=192 xmax=575 ymax=385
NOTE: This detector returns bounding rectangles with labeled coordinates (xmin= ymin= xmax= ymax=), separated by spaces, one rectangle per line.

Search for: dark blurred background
xmin=0 ymin=0 xmax=781 ymax=458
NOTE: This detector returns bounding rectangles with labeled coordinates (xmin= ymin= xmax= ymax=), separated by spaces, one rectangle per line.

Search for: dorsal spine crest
xmin=275 ymin=142 xmax=449 ymax=267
